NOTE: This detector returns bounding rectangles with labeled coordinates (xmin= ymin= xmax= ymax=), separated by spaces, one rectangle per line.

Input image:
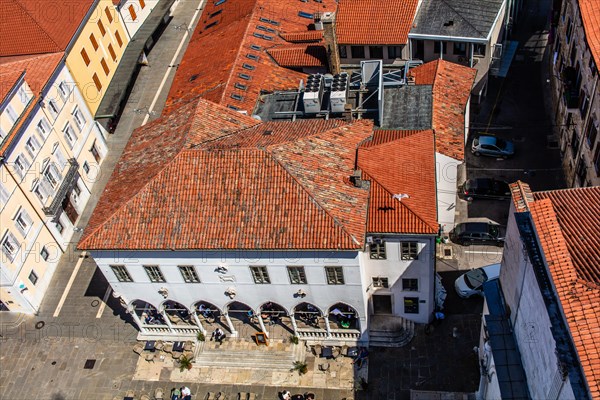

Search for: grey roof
xmin=410 ymin=0 xmax=505 ymax=39
xmin=381 ymin=85 xmax=432 ymax=130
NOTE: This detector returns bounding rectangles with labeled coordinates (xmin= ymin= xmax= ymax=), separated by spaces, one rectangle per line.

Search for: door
xmin=62 ymin=195 xmax=79 ymax=224
xmin=372 ymin=294 xmax=392 ymax=314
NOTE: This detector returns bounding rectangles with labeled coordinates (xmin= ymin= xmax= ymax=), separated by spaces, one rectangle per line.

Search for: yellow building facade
xmin=66 ymin=0 xmax=130 ymax=116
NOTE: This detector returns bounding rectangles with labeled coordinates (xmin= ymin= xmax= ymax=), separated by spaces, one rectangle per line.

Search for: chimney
xmin=349 ymin=169 xmax=363 ymax=188
xmin=322 ymin=12 xmax=341 ymax=75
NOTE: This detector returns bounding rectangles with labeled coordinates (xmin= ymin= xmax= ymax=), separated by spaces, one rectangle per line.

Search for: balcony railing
xmin=42 ymin=158 xmax=78 ymax=218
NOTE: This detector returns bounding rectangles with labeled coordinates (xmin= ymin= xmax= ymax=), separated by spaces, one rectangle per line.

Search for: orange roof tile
xmin=335 ymin=0 xmax=419 ymax=45
xmin=79 ymin=99 xmax=373 ymax=251
xmin=359 ymin=130 xmax=438 ymax=234
xmin=164 ymin=0 xmax=337 ymax=115
xmin=1 ymin=0 xmax=93 ymax=57
xmin=410 ymin=60 xmax=476 ymax=160
xmin=579 ymin=0 xmax=600 ymax=68
xmin=0 ymin=53 xmax=63 ymax=155
xmin=528 ymin=186 xmax=600 ymax=398
xmin=280 ymin=30 xmax=323 ymax=43
xmin=267 ymin=45 xmax=328 ymax=68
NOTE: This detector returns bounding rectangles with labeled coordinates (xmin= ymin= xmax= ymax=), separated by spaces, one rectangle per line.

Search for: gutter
xmin=408 ymin=33 xmax=488 ymax=44
xmin=64 ymin=0 xmax=101 ymax=55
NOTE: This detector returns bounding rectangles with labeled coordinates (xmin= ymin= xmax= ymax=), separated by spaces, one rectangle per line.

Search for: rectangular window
xmin=111 ymin=265 xmax=132 ymax=282
xmin=339 ymin=45 xmax=347 ymax=59
xmin=90 ymin=33 xmax=99 ymax=51
xmin=105 ymin=7 xmax=113 ymax=22
xmin=369 ymin=46 xmax=383 ymax=59
xmin=388 ymin=46 xmax=401 ymax=59
xmin=5 ymin=105 xmax=18 ymax=124
xmin=40 ymin=246 xmax=49 ymax=261
xmin=83 ymin=161 xmax=90 ymax=174
xmin=72 ymin=107 xmax=86 ymax=130
xmin=14 ymin=154 xmax=30 ymax=178
xmin=453 ymin=42 xmax=467 ymax=56
xmin=18 ymin=87 xmax=31 ymax=104
xmin=36 ymin=118 xmax=50 ymax=138
xmin=139 ymin=0 xmax=145 ymax=8
xmin=81 ymin=48 xmax=91 ymax=66
xmin=48 ymin=100 xmax=59 ymax=118
xmin=63 ymin=123 xmax=77 ymax=148
xmin=28 ymin=270 xmax=38 ymax=285
xmin=372 ymin=277 xmax=389 ymax=288
xmin=58 ymin=81 xmax=69 ymax=100
xmin=586 ymin=122 xmax=598 ymax=148
xmin=115 ymin=31 xmax=123 ymax=47
xmin=128 ymin=4 xmax=137 ymax=21
xmin=15 ymin=208 xmax=33 ymax=236
xmin=434 ymin=41 xmax=447 ymax=54
xmin=178 ymin=265 xmax=200 ymax=283
xmin=92 ymin=73 xmax=102 ymax=92
xmin=144 ymin=265 xmax=165 ymax=282
xmin=400 ymin=242 xmax=419 ymax=260
xmin=0 ymin=182 xmax=9 ymax=207
xmin=351 ymin=46 xmax=365 ymax=58
xmin=404 ymin=297 xmax=419 ymax=313
xmin=594 ymin=146 xmax=600 ymax=176
xmin=566 ymin=18 xmax=573 ymax=43
xmin=287 ymin=266 xmax=307 ymax=284
xmin=1 ymin=231 xmax=19 ymax=261
xmin=98 ymin=19 xmax=106 ymax=36
xmin=43 ymin=163 xmax=62 ymax=189
xmin=250 ymin=266 xmax=270 ymax=284
xmin=100 ymin=58 xmax=109 ymax=76
xmin=473 ymin=44 xmax=486 ymax=56
xmin=25 ymin=136 xmax=41 ymax=159
xmin=54 ymin=146 xmax=67 ymax=169
xmin=325 ymin=266 xmax=344 ymax=285
xmin=108 ymin=44 xmax=117 ymax=61
xmin=402 ymin=278 xmax=418 ymax=291
xmin=91 ymin=141 xmax=101 ymax=163
xmin=369 ymin=240 xmax=386 ymax=259
xmin=55 ymin=221 xmax=64 ymax=234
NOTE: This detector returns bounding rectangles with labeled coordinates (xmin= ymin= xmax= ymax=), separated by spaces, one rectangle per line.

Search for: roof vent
xmin=443 ymin=20 xmax=454 ymax=27
xmin=189 ymin=74 xmax=199 ymax=82
xmin=262 ymin=130 xmax=273 ymax=136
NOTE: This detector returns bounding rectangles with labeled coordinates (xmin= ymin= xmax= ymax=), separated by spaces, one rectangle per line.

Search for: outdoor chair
xmin=144 ymin=352 xmax=155 ymax=362
xmin=183 ymin=350 xmax=194 ymax=360
xmin=341 ymin=345 xmax=349 ymax=357
xmin=247 ymin=394 xmax=257 ymax=400
xmin=205 ymin=393 xmax=216 ymax=400
xmin=319 ymin=362 xmax=330 ymax=372
xmin=155 ymin=340 xmax=165 ymax=351
xmin=312 ymin=344 xmax=322 ymax=357
xmin=125 ymin=390 xmax=136 ymax=398
xmin=133 ymin=344 xmax=144 ymax=355
xmin=184 ymin=341 xmax=194 ymax=351
xmin=238 ymin=392 xmax=248 ymax=400
xmin=154 ymin=387 xmax=165 ymax=400
xmin=332 ymin=347 xmax=341 ymax=359
xmin=172 ymin=351 xmax=182 ymax=360
xmin=140 ymin=394 xmax=151 ymax=400
xmin=163 ymin=343 xmax=173 ymax=354
xmin=215 ymin=392 xmax=226 ymax=400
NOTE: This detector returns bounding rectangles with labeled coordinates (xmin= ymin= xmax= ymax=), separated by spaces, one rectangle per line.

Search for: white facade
xmin=118 ymin=0 xmax=159 ymax=38
xmin=90 ymin=234 xmax=435 ymax=342
xmin=435 ymin=152 xmax=461 ymax=233
xmin=0 ymin=62 xmax=108 ymax=313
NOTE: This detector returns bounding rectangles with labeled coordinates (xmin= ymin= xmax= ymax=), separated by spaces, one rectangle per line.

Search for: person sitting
xmin=211 ymin=328 xmax=225 ymax=343
xmin=280 ymin=390 xmax=291 ymax=400
xmin=304 ymin=393 xmax=315 ymax=399
xmin=170 ymin=387 xmax=181 ymax=400
xmin=352 ymin=347 xmax=369 ymax=368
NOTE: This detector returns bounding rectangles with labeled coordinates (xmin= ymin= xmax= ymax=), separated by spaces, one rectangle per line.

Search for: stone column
xmin=130 ymin=308 xmax=147 ymax=334
xmin=161 ymin=309 xmax=174 ymax=333
xmin=192 ymin=312 xmax=206 ymax=334
xmin=290 ymin=314 xmax=299 ymax=337
xmin=258 ymin=314 xmax=268 ymax=338
xmin=324 ymin=316 xmax=332 ymax=339
xmin=223 ymin=313 xmax=238 ymax=337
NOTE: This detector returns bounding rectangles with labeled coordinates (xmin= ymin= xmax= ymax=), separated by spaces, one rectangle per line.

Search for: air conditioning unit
xmin=303 ymin=74 xmax=324 ymax=114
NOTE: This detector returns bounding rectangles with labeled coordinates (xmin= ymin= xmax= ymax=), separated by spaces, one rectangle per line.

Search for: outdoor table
xmin=123 ymin=397 xmax=134 ymax=400
xmin=321 ymin=346 xmax=333 ymax=358
xmin=144 ymin=340 xmax=156 ymax=351
xmin=172 ymin=341 xmax=185 ymax=352
xmin=347 ymin=346 xmax=359 ymax=357
xmin=291 ymin=395 xmax=304 ymax=400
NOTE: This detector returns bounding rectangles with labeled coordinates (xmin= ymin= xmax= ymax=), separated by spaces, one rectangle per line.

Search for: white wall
xmin=119 ymin=0 xmax=159 ymax=38
xmin=338 ymin=44 xmax=410 ymax=65
xmin=360 ymin=235 xmax=436 ymax=324
xmin=436 ymin=152 xmax=460 ymax=233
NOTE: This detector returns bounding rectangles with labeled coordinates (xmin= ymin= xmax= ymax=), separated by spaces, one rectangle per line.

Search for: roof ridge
xmin=438 ymin=0 xmax=486 ymax=37
xmin=366 ymin=171 xmax=438 ymax=233
xmin=12 ymin=0 xmax=62 ymax=53
xmin=365 ymin=129 xmax=427 ymax=148
xmin=267 ymin=148 xmax=362 ymax=247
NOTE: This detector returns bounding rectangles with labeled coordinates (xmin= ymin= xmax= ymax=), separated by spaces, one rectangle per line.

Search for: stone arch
xmin=327 ymin=302 xmax=360 ymax=330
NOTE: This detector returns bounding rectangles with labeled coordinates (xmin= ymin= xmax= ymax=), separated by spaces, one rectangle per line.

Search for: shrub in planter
xmin=289 ymin=335 xmax=299 ymax=345
xmin=179 ymin=354 xmax=193 ymax=372
xmin=197 ymin=331 xmax=205 ymax=341
xmin=291 ymin=360 xmax=308 ymax=375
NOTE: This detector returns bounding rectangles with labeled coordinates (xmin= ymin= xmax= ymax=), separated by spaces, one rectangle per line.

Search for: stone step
xmin=193 ymin=341 xmax=304 ymax=370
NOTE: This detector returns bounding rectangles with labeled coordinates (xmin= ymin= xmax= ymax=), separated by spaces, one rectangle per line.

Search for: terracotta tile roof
xmin=528 ymin=186 xmax=600 ymax=398
xmin=0 ymin=53 xmax=63 ymax=155
xmin=409 ymin=59 xmax=476 ymax=161
xmin=579 ymin=0 xmax=600 ymax=68
xmin=359 ymin=130 xmax=438 ymax=234
xmin=335 ymin=0 xmax=419 ymax=45
xmin=79 ymin=99 xmax=373 ymax=250
xmin=267 ymin=45 xmax=328 ymax=68
xmin=164 ymin=0 xmax=337 ymax=115
xmin=1 ymin=0 xmax=93 ymax=57
xmin=280 ymin=31 xmax=323 ymax=43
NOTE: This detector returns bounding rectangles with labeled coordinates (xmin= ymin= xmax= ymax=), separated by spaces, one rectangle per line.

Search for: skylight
xmin=239 ymin=73 xmax=252 ymax=80
xmin=234 ymin=83 xmax=248 ymax=90
xmin=231 ymin=93 xmax=244 ymax=101
xmin=242 ymin=63 xmax=255 ymax=70
xmin=214 ymin=0 xmax=227 ymax=6
xmin=259 ymin=17 xmax=280 ymax=26
xmin=298 ymin=11 xmax=314 ymax=19
xmin=250 ymin=44 xmax=262 ymax=51
xmin=246 ymin=53 xmax=259 ymax=61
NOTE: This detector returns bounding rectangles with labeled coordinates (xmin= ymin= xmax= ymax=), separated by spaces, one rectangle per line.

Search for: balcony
xmin=42 ymin=158 xmax=79 ymax=219
xmin=561 ymin=66 xmax=580 ymax=110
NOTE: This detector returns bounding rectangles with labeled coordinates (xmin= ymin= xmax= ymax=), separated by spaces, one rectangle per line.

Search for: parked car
xmin=455 ymin=263 xmax=501 ymax=298
xmin=460 ymin=178 xmax=511 ymax=201
xmin=449 ymin=222 xmax=505 ymax=246
xmin=471 ymin=135 xmax=515 ymax=158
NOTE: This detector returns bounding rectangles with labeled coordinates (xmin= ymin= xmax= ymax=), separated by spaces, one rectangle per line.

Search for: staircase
xmin=193 ymin=339 xmax=305 ymax=370
xmin=368 ymin=315 xmax=415 ymax=348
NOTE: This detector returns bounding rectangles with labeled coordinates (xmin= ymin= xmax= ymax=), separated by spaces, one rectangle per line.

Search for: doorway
xmin=372 ymin=294 xmax=392 ymax=314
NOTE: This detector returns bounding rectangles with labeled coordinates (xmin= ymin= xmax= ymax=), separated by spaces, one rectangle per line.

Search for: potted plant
xmin=197 ymin=331 xmax=205 ymax=341
xmin=291 ymin=360 xmax=308 ymax=375
xmin=179 ymin=354 xmax=193 ymax=372
xmin=289 ymin=335 xmax=299 ymax=345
